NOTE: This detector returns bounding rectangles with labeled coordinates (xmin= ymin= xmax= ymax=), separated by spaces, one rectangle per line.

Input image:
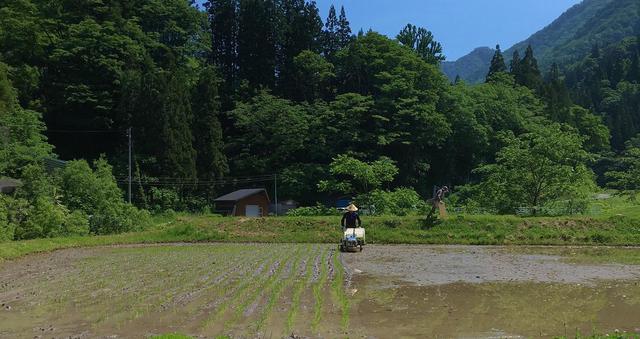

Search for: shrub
xmin=0 ymin=195 xmax=15 ymax=241
xmin=13 ymin=197 xmax=90 ymax=240
xmin=57 ymin=158 xmax=150 ymax=235
xmin=358 ymin=188 xmax=428 ymax=216
xmin=287 ymin=204 xmax=340 ymax=216
xmin=148 ymin=187 xmax=182 ymax=213
xmin=64 ymin=210 xmax=91 ymax=236
xmin=460 ymin=124 xmax=596 ymax=215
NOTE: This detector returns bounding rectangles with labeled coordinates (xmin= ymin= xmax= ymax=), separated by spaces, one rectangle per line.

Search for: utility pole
xmin=274 ymin=173 xmax=278 ymax=216
xmin=128 ymin=127 xmax=132 ymax=204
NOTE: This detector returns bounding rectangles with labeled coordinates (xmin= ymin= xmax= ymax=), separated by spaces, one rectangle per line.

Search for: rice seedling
xmin=311 ymin=246 xmax=329 ymax=331
xmin=331 ymin=249 xmax=349 ymax=330
xmin=200 ymin=247 xmax=281 ymax=331
xmin=223 ymin=245 xmax=299 ymax=331
xmin=285 ymin=244 xmax=317 ymax=333
xmin=254 ymin=245 xmax=305 ymax=331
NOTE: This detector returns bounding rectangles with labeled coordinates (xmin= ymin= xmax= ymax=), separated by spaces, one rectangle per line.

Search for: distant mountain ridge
xmin=442 ymin=0 xmax=639 ymax=83
xmin=441 ymin=47 xmax=495 ymax=84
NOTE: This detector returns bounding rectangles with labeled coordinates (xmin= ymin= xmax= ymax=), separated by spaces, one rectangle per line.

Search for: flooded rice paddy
xmin=1 ymin=244 xmax=640 ymax=338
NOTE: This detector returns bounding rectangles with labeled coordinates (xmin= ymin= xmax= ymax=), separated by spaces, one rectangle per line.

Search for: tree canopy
xmin=1 ymin=0 xmax=637 ymax=222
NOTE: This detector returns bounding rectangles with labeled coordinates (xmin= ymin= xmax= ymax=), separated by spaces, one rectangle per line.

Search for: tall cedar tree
xmin=237 ymin=0 xmax=277 ymax=89
xmin=337 ymin=6 xmax=352 ymax=48
xmin=629 ymin=50 xmax=640 ymax=82
xmin=157 ymin=70 xmax=198 ymax=180
xmin=396 ymin=24 xmax=445 ymax=65
xmin=516 ymin=45 xmax=543 ymax=92
xmin=486 ymin=44 xmax=507 ymax=81
xmin=124 ymin=69 xmax=197 ymax=180
xmin=192 ymin=66 xmax=229 ymax=182
xmin=510 ymin=50 xmax=522 ymax=76
xmin=276 ymin=0 xmax=323 ymax=97
xmin=544 ymin=63 xmax=572 ymax=121
xmin=206 ymin=0 xmax=238 ymax=108
xmin=323 ymin=5 xmax=340 ymax=60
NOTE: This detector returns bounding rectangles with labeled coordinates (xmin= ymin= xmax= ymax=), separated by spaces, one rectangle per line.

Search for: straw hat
xmin=346 ymin=204 xmax=358 ymax=212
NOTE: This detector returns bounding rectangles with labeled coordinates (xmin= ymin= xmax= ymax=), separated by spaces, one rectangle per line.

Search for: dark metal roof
xmin=214 ymin=189 xmax=269 ymax=202
xmin=44 ymin=158 xmax=67 ymax=172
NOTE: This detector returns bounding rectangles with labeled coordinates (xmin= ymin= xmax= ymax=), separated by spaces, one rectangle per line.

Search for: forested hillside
xmin=505 ymin=0 xmax=638 ymax=73
xmin=1 ymin=0 xmax=639 ymax=238
xmin=447 ymin=0 xmax=639 ymax=84
xmin=441 ymin=47 xmax=495 ymax=84
xmin=565 ymin=37 xmax=640 ymax=150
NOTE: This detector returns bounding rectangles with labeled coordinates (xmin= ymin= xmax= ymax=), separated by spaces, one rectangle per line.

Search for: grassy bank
xmin=2 ymin=212 xmax=640 ymax=262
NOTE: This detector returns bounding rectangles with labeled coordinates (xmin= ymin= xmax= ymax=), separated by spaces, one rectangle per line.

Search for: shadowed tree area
xmin=0 ymin=0 xmax=638 ymax=229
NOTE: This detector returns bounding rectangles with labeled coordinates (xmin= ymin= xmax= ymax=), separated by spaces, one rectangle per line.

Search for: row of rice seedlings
xmin=170 ymin=246 xmax=271 ymax=321
xmin=311 ymin=246 xmax=330 ymax=331
xmin=40 ymin=254 xmax=124 ymax=307
xmin=60 ymin=248 xmax=173 ymax=307
xmin=38 ymin=253 xmax=139 ymax=325
xmin=331 ymin=249 xmax=350 ymax=330
xmin=80 ymin=254 xmax=155 ymax=327
xmin=223 ymin=245 xmax=301 ymax=332
xmin=200 ymin=245 xmax=283 ymax=331
xmin=94 ymin=246 xmax=236 ymax=327
xmin=285 ymin=245 xmax=319 ymax=333
xmin=168 ymin=247 xmax=257 ymax=307
xmin=254 ymin=245 xmax=308 ymax=332
xmin=113 ymin=246 xmax=260 ymax=331
xmin=153 ymin=246 xmax=249 ymax=312
xmin=96 ymin=249 xmax=186 ymax=327
xmin=17 ymin=247 xmax=217 ymax=330
xmin=101 ymin=250 xmax=178 ymax=327
xmin=166 ymin=247 xmax=264 ymax=330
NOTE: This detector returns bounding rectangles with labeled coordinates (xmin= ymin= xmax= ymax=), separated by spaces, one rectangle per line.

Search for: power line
xmin=116 ymin=179 xmax=275 ymax=186
xmin=115 ymin=175 xmax=277 ymax=186
xmin=114 ymin=174 xmax=275 ymax=181
xmin=47 ymin=129 xmax=126 ymax=134
xmin=1 ymin=124 xmax=126 ymax=134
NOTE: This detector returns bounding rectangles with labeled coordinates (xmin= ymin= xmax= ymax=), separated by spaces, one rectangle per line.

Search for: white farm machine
xmin=339 ymin=227 xmax=365 ymax=252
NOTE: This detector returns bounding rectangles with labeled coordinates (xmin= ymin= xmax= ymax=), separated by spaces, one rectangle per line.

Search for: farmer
xmin=341 ymin=204 xmax=362 ymax=230
xmin=427 ymin=186 xmax=450 ymax=219
xmin=435 ymin=186 xmax=449 ymax=202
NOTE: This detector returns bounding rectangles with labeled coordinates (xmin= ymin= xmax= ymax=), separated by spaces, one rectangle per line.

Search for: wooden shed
xmin=0 ymin=178 xmax=21 ymax=194
xmin=214 ymin=189 xmax=270 ymax=217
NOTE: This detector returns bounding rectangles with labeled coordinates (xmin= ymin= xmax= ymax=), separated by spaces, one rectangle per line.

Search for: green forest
xmin=1 ymin=0 xmax=640 ymax=241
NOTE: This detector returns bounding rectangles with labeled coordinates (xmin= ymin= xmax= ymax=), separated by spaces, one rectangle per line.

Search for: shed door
xmin=245 ymin=205 xmax=261 ymax=217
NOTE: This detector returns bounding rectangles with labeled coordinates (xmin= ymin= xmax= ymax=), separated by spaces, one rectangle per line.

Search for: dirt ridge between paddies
xmin=2 ymin=213 xmax=640 ymax=263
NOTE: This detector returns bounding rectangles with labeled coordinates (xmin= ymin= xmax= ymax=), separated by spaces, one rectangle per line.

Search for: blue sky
xmin=196 ymin=0 xmax=583 ymax=60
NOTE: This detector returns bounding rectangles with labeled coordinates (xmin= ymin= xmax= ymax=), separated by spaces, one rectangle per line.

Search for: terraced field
xmin=0 ymin=244 xmax=349 ymax=338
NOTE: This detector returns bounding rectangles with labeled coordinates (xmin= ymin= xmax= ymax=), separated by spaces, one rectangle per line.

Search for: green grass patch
xmin=4 ymin=212 xmax=640 ymax=264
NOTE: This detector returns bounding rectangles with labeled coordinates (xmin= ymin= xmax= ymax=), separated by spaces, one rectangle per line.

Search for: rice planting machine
xmin=339 ymin=227 xmax=365 ymax=252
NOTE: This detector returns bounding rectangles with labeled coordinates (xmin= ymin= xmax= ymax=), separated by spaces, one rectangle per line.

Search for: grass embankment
xmin=3 ymin=210 xmax=640 ymax=262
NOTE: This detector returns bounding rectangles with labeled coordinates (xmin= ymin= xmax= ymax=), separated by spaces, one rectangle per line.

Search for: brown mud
xmin=344 ymin=245 xmax=640 ymax=338
xmin=1 ymin=244 xmax=640 ymax=338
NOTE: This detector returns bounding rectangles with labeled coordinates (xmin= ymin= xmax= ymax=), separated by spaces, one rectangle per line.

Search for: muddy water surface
xmin=344 ymin=245 xmax=640 ymax=338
